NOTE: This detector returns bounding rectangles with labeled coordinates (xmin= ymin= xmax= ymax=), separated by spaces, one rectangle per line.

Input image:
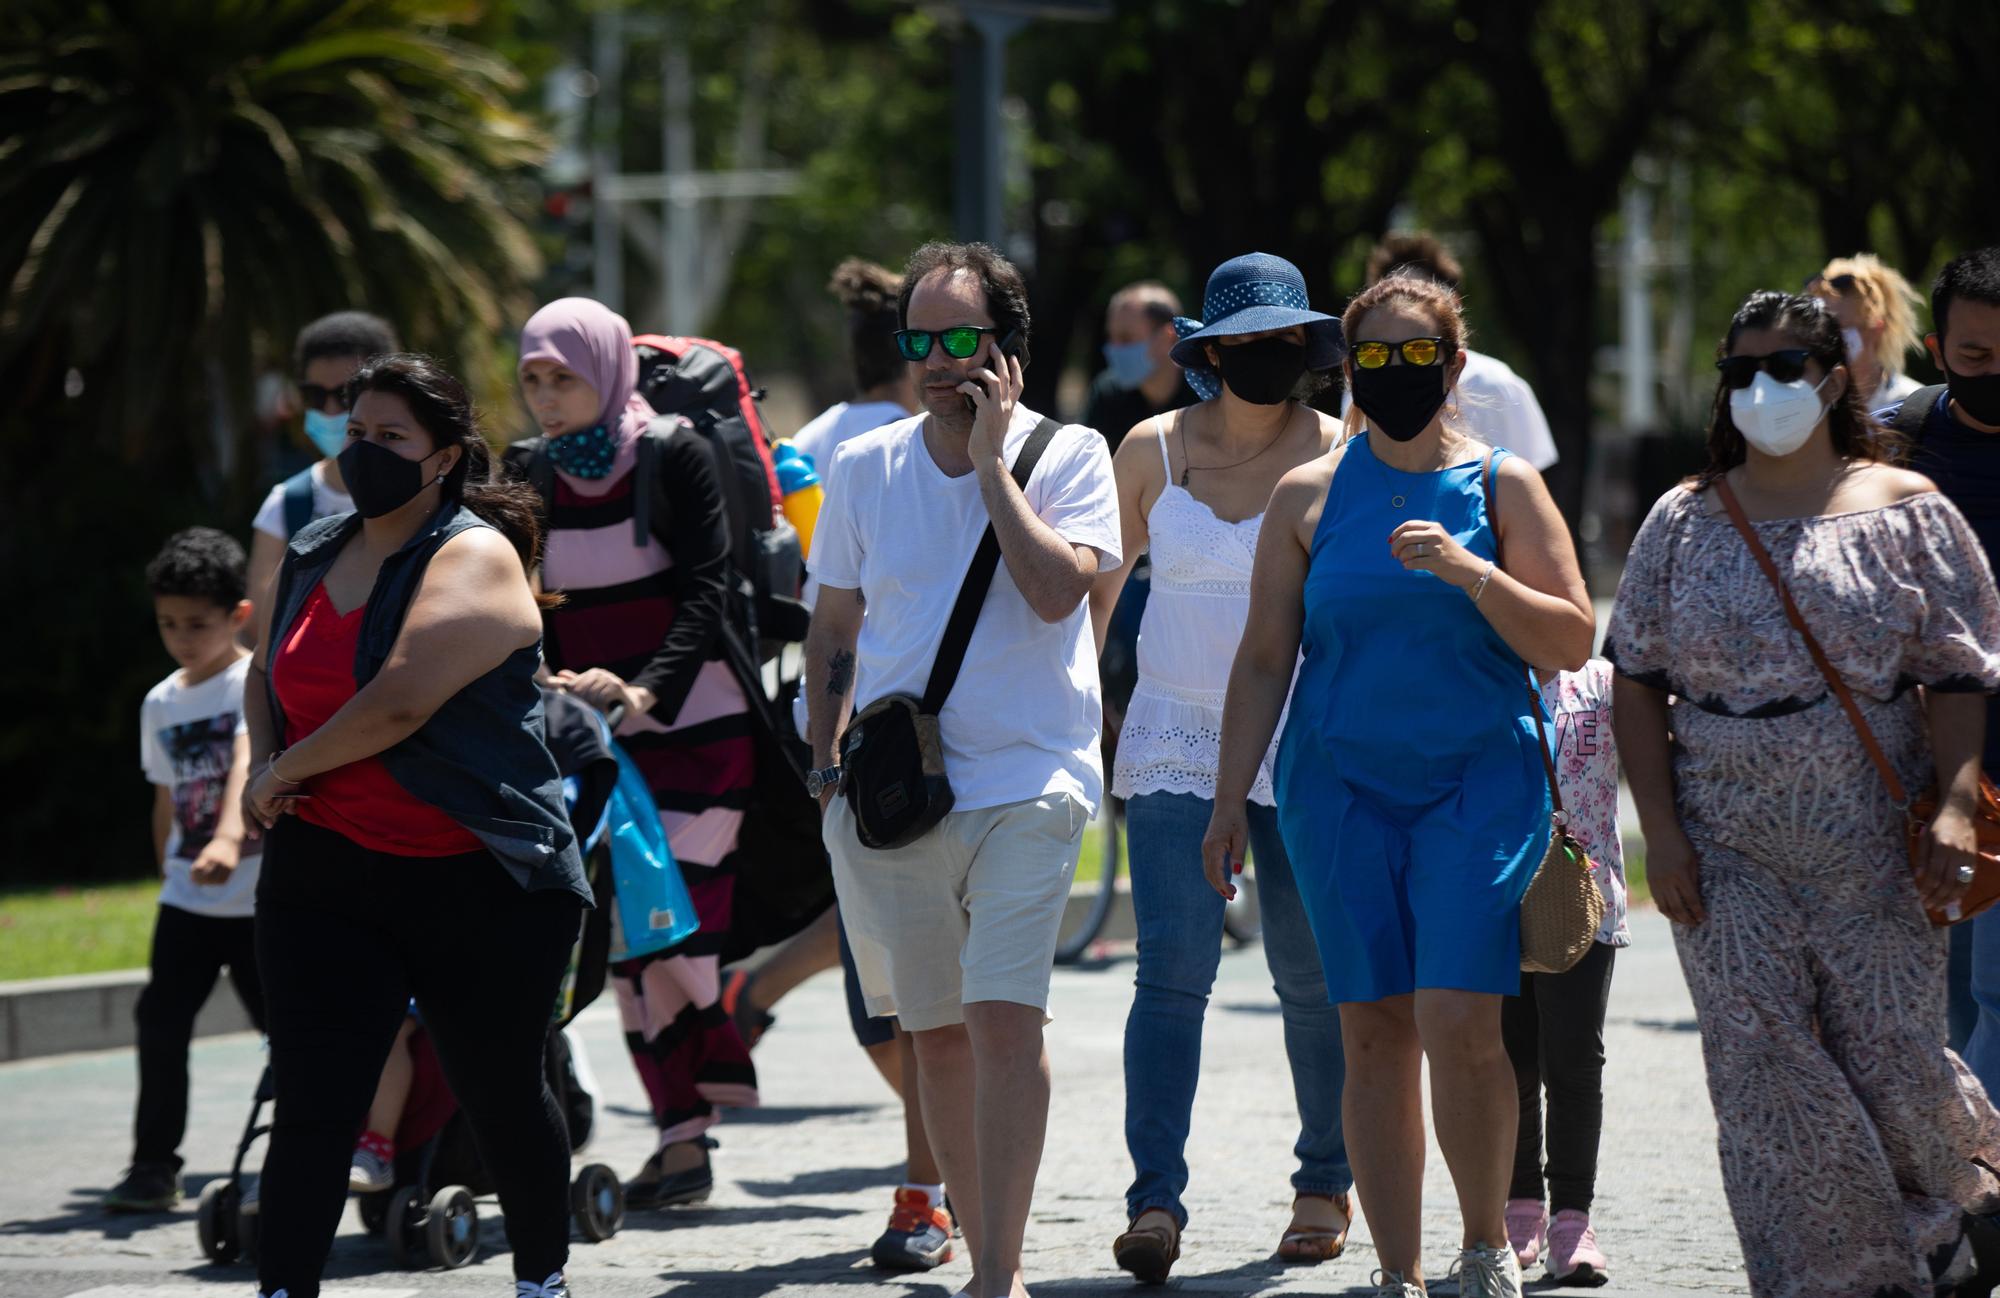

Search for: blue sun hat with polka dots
xmin=1169 ymin=252 xmax=1345 ymax=402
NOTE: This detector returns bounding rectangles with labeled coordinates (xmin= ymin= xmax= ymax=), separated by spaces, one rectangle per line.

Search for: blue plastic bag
xmin=600 ymin=740 xmax=700 ymax=961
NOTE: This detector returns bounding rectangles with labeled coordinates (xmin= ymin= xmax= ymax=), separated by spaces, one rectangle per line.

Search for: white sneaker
xmin=348 ymin=1142 xmax=394 ymax=1193
xmin=1370 ymin=1269 xmax=1425 ymax=1297
xmin=518 ymin=1273 xmax=570 ymax=1297
xmin=1448 ymin=1242 xmax=1524 ymax=1297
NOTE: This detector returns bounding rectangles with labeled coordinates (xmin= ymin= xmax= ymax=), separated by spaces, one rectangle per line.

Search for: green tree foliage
xmin=0 ymin=0 xmax=549 ymax=456
xmin=0 ymin=0 xmax=551 ymax=879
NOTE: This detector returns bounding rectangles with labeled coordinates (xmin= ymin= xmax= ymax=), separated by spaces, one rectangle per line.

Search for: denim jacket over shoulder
xmin=267 ymin=501 xmax=591 ymax=904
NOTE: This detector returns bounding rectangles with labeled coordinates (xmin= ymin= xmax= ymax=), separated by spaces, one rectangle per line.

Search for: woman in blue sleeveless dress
xmin=1204 ymin=272 xmax=1593 ymax=1298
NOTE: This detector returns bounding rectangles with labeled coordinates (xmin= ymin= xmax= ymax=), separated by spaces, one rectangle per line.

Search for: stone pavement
xmin=0 ymin=908 xmax=1745 ymax=1296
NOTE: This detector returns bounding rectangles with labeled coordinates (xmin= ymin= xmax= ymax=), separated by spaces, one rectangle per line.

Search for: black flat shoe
xmin=623 ymin=1143 xmax=713 ymax=1209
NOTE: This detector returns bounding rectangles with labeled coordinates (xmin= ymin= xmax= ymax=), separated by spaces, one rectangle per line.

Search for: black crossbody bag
xmin=838 ymin=417 xmax=1061 ymax=850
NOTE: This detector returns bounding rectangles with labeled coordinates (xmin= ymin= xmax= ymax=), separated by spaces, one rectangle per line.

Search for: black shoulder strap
xmin=281 ymin=467 xmax=316 ymax=538
xmin=920 ymin=417 xmax=1063 ymax=714
xmin=633 ymin=424 xmax=662 ymax=546
xmin=1893 ymin=383 xmax=1948 ymax=442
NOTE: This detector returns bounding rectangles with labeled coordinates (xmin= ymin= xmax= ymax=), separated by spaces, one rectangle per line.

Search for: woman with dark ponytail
xmin=238 ymin=353 xmax=591 ymax=1298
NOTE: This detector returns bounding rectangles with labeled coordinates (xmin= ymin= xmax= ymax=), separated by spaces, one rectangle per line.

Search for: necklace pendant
xmin=1392 ymin=494 xmax=1406 ymax=509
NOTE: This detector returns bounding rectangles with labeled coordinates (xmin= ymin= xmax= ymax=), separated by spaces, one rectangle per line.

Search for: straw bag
xmin=1516 ymin=695 xmax=1607 ymax=973
xmin=1714 ymin=477 xmax=2000 ymax=927
xmin=1478 ymin=453 xmax=1605 ymax=974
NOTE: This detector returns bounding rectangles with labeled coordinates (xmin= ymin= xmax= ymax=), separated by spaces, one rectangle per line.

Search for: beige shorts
xmin=823 ymin=793 xmax=1086 ymax=1032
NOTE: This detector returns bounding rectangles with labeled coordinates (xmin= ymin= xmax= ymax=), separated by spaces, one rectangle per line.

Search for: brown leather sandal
xmin=1276 ymin=1191 xmax=1352 ymax=1264
xmin=1113 ymin=1209 xmax=1181 ymax=1285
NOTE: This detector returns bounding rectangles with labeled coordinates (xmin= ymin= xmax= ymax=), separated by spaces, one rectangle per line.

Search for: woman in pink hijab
xmin=506 ymin=297 xmax=759 ymax=1208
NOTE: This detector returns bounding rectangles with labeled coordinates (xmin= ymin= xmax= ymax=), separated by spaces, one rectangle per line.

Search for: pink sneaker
xmin=1546 ymin=1209 xmax=1609 ymax=1286
xmin=1505 ymin=1198 xmax=1547 ymax=1271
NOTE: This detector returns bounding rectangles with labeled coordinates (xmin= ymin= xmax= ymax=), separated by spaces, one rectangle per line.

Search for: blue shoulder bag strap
xmin=281 ymin=467 xmax=316 ymax=537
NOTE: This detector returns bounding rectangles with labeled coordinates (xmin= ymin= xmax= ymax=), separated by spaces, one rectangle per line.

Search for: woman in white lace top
xmin=1086 ymin=252 xmax=1352 ymax=1283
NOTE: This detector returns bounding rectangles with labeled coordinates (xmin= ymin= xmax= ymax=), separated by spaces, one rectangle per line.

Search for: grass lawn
xmin=0 ymin=880 xmax=160 ymax=982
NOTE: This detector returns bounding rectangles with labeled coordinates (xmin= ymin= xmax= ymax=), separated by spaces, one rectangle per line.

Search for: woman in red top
xmin=241 ymin=354 xmax=588 ymax=1298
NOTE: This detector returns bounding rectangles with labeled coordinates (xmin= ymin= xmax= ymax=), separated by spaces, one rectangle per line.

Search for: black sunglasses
xmin=1804 ymin=272 xmax=1858 ymax=297
xmin=298 ymin=382 xmax=347 ymax=412
xmin=1715 ymin=349 xmax=1814 ymax=390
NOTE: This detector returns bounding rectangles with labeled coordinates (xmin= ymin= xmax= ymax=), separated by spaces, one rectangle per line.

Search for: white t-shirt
xmin=810 ymin=405 xmax=1122 ymax=814
xmin=794 ymin=399 xmax=916 ymax=619
xmin=1341 ymin=348 xmax=1559 ymax=470
xmin=793 ymin=400 xmax=911 ymax=484
xmin=1869 ymin=370 xmax=1923 ymax=411
xmin=251 ymin=461 xmax=353 ymax=539
xmin=139 ymin=657 xmax=261 ymax=917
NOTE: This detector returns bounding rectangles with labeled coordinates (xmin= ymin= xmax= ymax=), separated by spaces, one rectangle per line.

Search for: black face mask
xmin=1945 ymin=361 xmax=2000 ymax=429
xmin=1350 ymin=363 xmax=1449 ymax=442
xmin=1214 ymin=337 xmax=1308 ymax=406
xmin=337 ymin=439 xmax=448 ymax=518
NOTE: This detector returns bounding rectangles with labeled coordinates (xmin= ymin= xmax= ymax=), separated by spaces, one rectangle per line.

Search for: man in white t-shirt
xmin=805 ymin=241 xmax=1120 ymax=1298
xmin=244 ymin=311 xmax=399 ymax=626
xmin=1353 ymin=232 xmax=1560 ymax=471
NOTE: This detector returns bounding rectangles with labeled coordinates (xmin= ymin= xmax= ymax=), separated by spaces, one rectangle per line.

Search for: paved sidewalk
xmin=0 ymin=909 xmax=1745 ymax=1296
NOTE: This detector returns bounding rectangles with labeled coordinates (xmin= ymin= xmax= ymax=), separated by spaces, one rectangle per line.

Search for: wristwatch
xmin=805 ymin=765 xmax=843 ymax=799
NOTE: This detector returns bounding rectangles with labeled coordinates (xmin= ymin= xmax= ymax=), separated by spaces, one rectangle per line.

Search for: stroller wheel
xmin=236 ymin=1195 xmax=260 ymax=1263
xmin=196 ymin=1180 xmax=241 ymax=1264
xmin=384 ymin=1184 xmax=425 ymax=1267
xmin=358 ymin=1188 xmax=391 ymax=1236
xmin=426 ymin=1185 xmax=480 ymax=1269
xmin=572 ymin=1163 xmax=625 ymax=1242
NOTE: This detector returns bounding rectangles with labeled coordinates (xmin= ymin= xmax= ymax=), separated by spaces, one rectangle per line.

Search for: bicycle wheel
xmin=1054 ymin=797 xmax=1122 ymax=964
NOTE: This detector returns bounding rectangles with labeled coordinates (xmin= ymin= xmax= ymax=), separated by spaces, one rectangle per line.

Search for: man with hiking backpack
xmin=1879 ymin=245 xmax=2000 ymax=1097
xmin=804 ymin=241 xmax=1121 ymax=1298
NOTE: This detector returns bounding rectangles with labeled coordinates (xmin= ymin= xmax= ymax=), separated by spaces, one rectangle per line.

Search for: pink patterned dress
xmin=1605 ymin=484 xmax=2000 ymax=1298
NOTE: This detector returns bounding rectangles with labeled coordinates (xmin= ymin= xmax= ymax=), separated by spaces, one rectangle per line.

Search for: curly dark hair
xmin=294 ymin=310 xmax=400 ymax=376
xmin=830 ymin=258 xmax=906 ymax=393
xmin=897 ymin=241 xmax=1032 ymax=368
xmin=146 ymin=527 xmax=247 ymax=609
xmin=1698 ymin=290 xmax=1903 ymax=484
xmin=342 ymin=353 xmax=557 ymax=606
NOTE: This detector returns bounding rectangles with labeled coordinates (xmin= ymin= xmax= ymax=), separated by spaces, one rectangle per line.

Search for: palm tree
xmin=0 ymin=0 xmax=548 ymax=467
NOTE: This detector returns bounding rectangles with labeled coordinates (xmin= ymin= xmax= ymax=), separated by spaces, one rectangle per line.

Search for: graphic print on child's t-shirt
xmin=158 ymin=712 xmax=239 ymax=859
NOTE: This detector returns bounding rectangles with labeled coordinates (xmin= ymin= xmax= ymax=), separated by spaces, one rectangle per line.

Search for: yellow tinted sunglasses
xmin=1352 ymin=337 xmax=1444 ymax=369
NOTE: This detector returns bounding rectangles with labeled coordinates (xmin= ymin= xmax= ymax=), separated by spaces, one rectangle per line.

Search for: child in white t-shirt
xmin=103 ymin=528 xmax=267 ymax=1213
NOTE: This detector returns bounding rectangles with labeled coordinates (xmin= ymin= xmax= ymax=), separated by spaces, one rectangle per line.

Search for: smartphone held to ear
xmin=961 ymin=329 xmax=1023 ymax=416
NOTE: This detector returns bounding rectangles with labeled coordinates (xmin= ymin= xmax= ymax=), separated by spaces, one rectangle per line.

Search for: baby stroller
xmin=195 ymin=689 xmax=654 ymax=1271
xmin=195 ymin=1020 xmax=622 ymax=1270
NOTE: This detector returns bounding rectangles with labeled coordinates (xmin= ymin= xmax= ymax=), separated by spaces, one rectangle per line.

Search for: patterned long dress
xmin=1604 ymin=484 xmax=2000 ymax=1298
xmin=540 ymin=432 xmax=759 ymax=1147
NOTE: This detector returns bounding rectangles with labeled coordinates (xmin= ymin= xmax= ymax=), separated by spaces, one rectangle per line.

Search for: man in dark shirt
xmin=1879 ymin=245 xmax=2000 ymax=1093
xmin=1082 ymin=281 xmax=1194 ymax=453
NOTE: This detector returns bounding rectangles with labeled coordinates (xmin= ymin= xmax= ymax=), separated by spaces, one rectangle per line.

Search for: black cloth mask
xmin=337 ymin=439 xmax=447 ymax=518
xmin=1945 ymin=362 xmax=2000 ymax=429
xmin=1214 ymin=337 xmax=1308 ymax=406
xmin=1351 ymin=363 xmax=1450 ymax=442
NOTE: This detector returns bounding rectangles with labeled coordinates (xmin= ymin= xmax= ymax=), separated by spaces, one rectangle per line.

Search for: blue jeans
xmin=1122 ymin=791 xmax=1351 ymax=1226
xmin=1963 ymin=909 xmax=2000 ymax=1092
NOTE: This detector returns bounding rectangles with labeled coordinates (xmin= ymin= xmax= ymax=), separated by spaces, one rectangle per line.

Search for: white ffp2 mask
xmin=1730 ymin=370 xmax=1830 ymax=458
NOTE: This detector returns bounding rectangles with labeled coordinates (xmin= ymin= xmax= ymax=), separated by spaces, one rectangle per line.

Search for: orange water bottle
xmin=772 ymin=441 xmax=824 ymax=559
